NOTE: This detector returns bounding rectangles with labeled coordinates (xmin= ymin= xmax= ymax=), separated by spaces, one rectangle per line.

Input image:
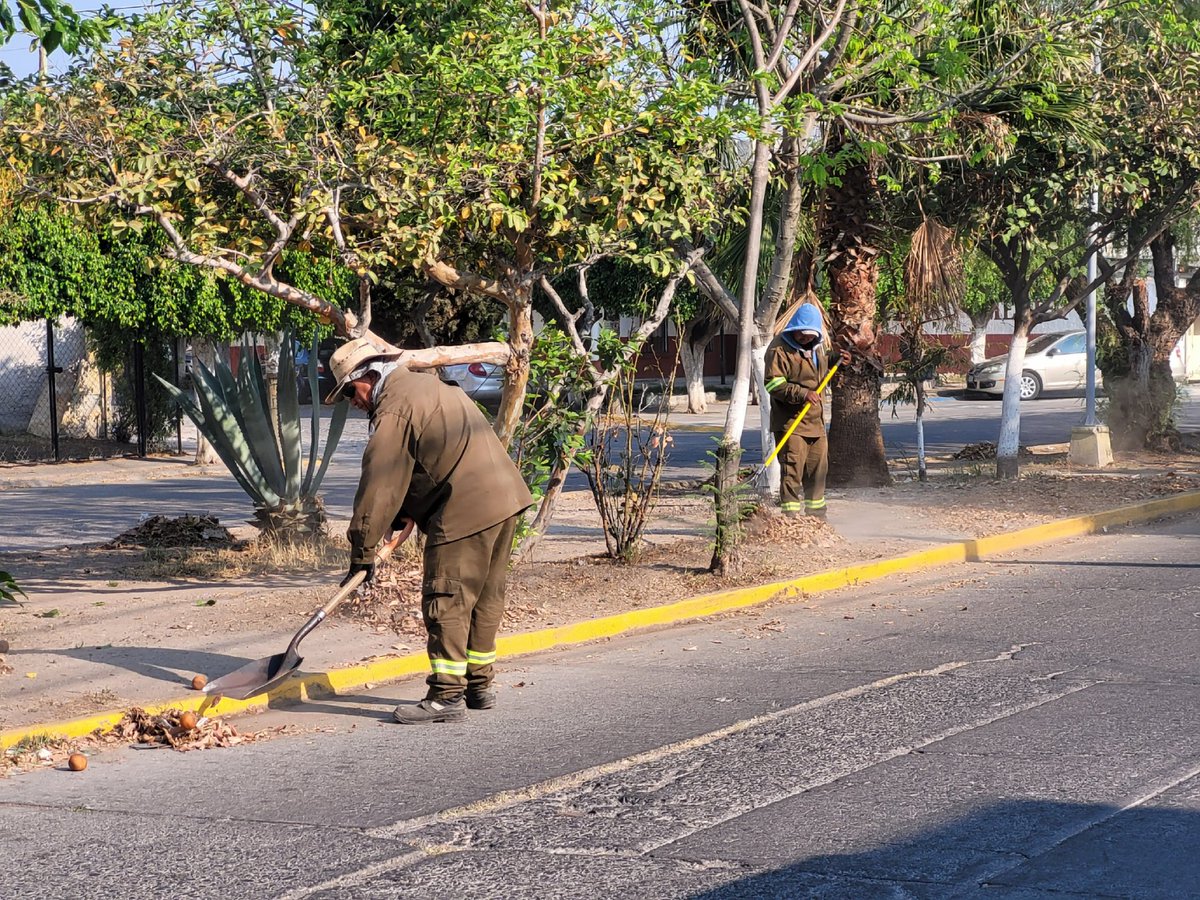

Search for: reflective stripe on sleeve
xmin=765 ymin=376 xmax=787 ymax=392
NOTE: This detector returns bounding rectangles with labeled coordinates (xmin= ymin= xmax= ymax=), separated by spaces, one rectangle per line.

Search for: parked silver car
xmin=438 ymin=362 xmax=505 ymax=404
xmin=967 ymin=330 xmax=1101 ymax=400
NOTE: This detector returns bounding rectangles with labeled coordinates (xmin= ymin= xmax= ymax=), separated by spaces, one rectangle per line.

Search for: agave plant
xmin=156 ymin=333 xmax=348 ymax=540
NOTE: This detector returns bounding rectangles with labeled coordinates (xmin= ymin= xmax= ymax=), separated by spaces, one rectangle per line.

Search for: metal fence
xmin=0 ymin=318 xmax=183 ymax=463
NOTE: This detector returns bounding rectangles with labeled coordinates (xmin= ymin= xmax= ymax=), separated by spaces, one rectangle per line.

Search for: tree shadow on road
xmin=682 ymin=798 xmax=1200 ymax=899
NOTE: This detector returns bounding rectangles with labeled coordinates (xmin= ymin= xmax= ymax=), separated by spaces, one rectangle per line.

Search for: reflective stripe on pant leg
xmin=429 ymin=658 xmax=468 ymax=676
xmin=776 ymin=430 xmax=809 ymax=510
xmin=466 ymin=515 xmax=519 ymax=690
xmin=804 ymin=498 xmax=826 ymax=509
xmin=803 ymin=432 xmax=828 ymax=506
xmin=422 ymin=529 xmax=491 ymax=699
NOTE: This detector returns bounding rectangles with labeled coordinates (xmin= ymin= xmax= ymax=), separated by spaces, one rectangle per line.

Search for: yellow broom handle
xmin=762 ymin=363 xmax=839 ymax=469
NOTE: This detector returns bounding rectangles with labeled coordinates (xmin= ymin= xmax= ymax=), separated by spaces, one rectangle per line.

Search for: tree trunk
xmin=512 ymin=381 xmax=610 ymax=564
xmin=493 ymin=294 xmax=534 ymax=449
xmin=1106 ymin=344 xmax=1180 ymax=451
xmin=750 ymin=342 xmax=780 ymax=496
xmin=915 ymin=381 xmax=928 ymax=482
xmin=826 ymin=250 xmax=889 ymax=487
xmin=710 ymin=138 xmax=772 ymax=575
xmin=996 ymin=315 xmax=1031 ymax=479
xmin=192 ymin=338 xmax=220 ymax=465
xmin=968 ymin=311 xmax=992 ymax=365
xmin=823 ymin=157 xmax=890 ymax=488
xmin=827 ymin=368 xmax=887 ymax=486
xmin=681 ymin=305 xmax=724 ymax=414
xmin=1103 ymin=234 xmax=1200 ymax=451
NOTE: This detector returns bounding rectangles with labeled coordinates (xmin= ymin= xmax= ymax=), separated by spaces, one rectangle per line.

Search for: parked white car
xmin=967 ymin=331 xmax=1101 ymax=400
xmin=438 ymin=362 xmax=505 ymax=404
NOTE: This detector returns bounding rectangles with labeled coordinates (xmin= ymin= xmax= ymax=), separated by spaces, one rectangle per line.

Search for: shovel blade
xmin=203 ymin=651 xmax=301 ymax=701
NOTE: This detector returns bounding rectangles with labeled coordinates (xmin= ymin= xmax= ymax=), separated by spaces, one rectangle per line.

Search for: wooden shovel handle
xmin=318 ymin=534 xmax=403 ymax=618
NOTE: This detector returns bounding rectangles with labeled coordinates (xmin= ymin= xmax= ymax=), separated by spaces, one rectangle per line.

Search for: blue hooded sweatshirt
xmin=781 ymin=303 xmax=824 ymax=361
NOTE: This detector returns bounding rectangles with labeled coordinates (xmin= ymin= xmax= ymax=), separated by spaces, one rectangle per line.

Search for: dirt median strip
xmin=4 ymin=489 xmax=1199 ymax=752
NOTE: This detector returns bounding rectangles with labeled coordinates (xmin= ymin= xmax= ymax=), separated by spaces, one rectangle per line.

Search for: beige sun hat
xmin=323 ymin=337 xmax=404 ymax=404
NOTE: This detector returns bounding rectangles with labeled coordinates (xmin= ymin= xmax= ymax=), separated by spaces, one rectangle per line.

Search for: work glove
xmin=340 ymin=560 xmax=375 ymax=588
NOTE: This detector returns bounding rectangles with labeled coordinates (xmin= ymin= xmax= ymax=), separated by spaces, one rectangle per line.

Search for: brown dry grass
xmin=121 ymin=531 xmax=350 ymax=581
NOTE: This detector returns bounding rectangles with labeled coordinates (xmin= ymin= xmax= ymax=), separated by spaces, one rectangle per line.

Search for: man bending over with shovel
xmin=326 ymin=338 xmax=533 ymax=724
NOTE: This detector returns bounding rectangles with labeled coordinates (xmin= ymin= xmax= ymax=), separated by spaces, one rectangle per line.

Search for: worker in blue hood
xmin=764 ymin=303 xmax=849 ymax=518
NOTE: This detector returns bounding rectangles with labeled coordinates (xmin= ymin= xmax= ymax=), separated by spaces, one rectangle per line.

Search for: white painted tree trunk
xmin=915 ymin=382 xmax=927 ymax=482
xmin=750 ymin=343 xmax=779 ymax=496
xmin=969 ymin=322 xmax=989 ymax=366
xmin=680 ymin=337 xmax=708 ymax=414
xmin=996 ymin=326 xmax=1030 ymax=478
xmin=711 ymin=138 xmax=771 ymax=573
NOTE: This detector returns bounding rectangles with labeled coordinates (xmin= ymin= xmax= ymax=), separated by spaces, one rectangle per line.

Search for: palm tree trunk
xmin=827 ymin=249 xmax=890 ymax=487
xmin=822 ymin=157 xmax=890 ymax=488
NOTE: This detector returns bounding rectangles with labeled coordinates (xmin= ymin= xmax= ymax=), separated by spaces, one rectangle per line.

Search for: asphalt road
xmin=3 ymin=514 xmax=1198 ymax=898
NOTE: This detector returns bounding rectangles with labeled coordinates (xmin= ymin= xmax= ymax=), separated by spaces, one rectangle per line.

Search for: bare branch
xmin=539 ymin=274 xmax=592 ymax=361
xmin=689 ymin=255 xmax=741 ymax=324
xmin=771 ymin=0 xmax=850 ymax=106
xmin=763 ymin=0 xmax=805 ymax=72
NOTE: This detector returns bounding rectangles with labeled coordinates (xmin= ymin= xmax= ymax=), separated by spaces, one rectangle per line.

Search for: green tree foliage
xmin=0 ymin=206 xmax=352 ymax=440
xmin=0 ymin=0 xmax=108 ymax=55
xmin=320 ymin=0 xmax=733 ymax=444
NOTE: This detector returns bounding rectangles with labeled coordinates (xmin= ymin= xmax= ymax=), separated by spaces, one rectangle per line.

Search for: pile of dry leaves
xmin=953 ymin=442 xmax=1034 ymax=461
xmin=744 ymin=508 xmax=846 ymax=549
xmin=3 ymin=708 xmax=298 ymax=776
xmin=109 ymin=515 xmax=237 ymax=549
xmin=95 ymin=707 xmax=274 ymax=751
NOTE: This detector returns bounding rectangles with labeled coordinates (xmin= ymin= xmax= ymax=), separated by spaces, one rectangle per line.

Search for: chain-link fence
xmin=0 ymin=318 xmax=183 ymax=463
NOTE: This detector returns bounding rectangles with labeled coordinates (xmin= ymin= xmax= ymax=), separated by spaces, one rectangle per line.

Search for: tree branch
xmin=425 ymin=259 xmax=513 ymax=304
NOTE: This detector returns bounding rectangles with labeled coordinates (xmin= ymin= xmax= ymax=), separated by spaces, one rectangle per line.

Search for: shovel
xmin=202 ymin=537 xmax=402 ymax=701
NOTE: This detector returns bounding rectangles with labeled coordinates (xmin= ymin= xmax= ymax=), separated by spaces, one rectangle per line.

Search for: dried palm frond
xmin=904 ymin=218 xmax=964 ymax=320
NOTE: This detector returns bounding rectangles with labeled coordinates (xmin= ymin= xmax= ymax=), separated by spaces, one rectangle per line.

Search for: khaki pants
xmin=421 ymin=515 xmax=520 ymax=700
xmin=774 ymin=431 xmax=828 ymax=515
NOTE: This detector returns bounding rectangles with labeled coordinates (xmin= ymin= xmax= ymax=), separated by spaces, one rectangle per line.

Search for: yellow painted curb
xmin=5 ymin=489 xmax=1199 ymax=751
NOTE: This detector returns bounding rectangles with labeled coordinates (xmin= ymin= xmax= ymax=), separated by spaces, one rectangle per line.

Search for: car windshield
xmin=1027 ymin=334 xmax=1061 ymax=353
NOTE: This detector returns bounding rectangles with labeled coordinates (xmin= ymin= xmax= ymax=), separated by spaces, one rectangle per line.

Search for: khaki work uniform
xmin=347 ymin=368 xmax=533 ymax=700
xmin=765 ymin=337 xmax=830 ymax=516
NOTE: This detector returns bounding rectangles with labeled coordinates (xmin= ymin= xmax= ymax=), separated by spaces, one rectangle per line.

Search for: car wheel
xmin=1019 ymin=371 xmax=1042 ymax=401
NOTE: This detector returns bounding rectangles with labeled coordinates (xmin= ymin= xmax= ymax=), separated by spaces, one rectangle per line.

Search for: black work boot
xmin=392 ymin=696 xmax=466 ymax=725
xmin=466 ymin=687 xmax=496 ymax=710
